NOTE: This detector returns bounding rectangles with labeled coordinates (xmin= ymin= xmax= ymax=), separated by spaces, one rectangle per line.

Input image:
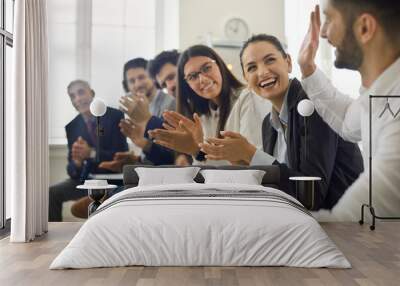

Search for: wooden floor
xmin=0 ymin=222 xmax=399 ymax=286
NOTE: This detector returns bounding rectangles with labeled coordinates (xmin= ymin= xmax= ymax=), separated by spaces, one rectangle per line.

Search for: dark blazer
xmin=262 ymin=79 xmax=364 ymax=210
xmin=143 ymin=116 xmax=175 ymax=165
xmin=66 ymin=107 xmax=128 ymax=179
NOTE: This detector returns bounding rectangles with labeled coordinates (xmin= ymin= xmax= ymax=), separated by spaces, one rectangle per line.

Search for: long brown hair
xmin=176 ymin=45 xmax=243 ymax=136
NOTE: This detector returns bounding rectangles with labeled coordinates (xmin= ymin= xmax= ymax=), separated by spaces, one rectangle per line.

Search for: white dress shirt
xmin=301 ymin=58 xmax=400 ymax=221
xmin=250 ymin=81 xmax=291 ymax=166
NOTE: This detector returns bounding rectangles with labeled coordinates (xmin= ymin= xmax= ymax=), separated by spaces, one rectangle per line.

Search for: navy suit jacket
xmin=143 ymin=116 xmax=175 ymax=165
xmin=262 ymin=79 xmax=364 ymax=210
xmin=66 ymin=107 xmax=128 ymax=179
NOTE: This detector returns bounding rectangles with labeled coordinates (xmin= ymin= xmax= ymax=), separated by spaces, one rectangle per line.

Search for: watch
xmin=90 ymin=148 xmax=96 ymax=159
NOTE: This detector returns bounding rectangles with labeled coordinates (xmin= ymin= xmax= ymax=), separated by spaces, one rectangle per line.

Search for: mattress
xmin=50 ymin=183 xmax=350 ymax=269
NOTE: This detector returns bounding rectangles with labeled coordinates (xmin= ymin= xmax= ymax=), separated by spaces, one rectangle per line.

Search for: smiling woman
xmin=200 ymin=34 xmax=364 ymax=211
xmin=177 ymin=45 xmax=243 ymax=135
xmin=240 ymin=35 xmax=292 ymax=110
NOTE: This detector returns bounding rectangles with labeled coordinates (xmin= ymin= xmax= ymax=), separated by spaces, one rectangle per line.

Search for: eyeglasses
xmin=184 ymin=60 xmax=216 ymax=84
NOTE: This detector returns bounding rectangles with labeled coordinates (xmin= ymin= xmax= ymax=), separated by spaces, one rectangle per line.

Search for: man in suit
xmin=49 ymin=80 xmax=128 ymax=222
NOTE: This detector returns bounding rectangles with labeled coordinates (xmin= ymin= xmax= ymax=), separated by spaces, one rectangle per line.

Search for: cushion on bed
xmin=135 ymin=167 xmax=201 ymax=186
xmin=200 ymin=169 xmax=266 ymax=185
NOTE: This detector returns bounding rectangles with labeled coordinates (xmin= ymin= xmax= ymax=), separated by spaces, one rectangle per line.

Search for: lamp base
xmin=289 ymin=176 xmax=321 ymax=210
xmin=87 ymin=189 xmax=108 ymax=216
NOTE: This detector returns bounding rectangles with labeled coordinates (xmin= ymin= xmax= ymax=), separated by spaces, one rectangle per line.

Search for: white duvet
xmin=50 ymin=183 xmax=350 ymax=269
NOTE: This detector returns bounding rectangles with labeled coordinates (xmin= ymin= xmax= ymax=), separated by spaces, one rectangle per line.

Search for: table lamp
xmin=297 ymin=99 xmax=315 ymax=161
xmin=290 ymin=99 xmax=320 ymax=210
xmin=89 ymin=98 xmax=107 ymax=163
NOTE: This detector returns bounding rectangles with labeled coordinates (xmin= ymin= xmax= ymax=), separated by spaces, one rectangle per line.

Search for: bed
xmin=50 ymin=165 xmax=350 ymax=269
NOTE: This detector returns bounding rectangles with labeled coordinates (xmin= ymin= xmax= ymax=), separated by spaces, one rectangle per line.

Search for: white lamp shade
xmin=90 ymin=98 xmax=107 ymax=117
xmin=297 ymin=99 xmax=315 ymax=117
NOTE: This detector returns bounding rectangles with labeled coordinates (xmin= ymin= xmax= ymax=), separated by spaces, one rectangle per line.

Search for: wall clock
xmin=224 ymin=17 xmax=249 ymax=41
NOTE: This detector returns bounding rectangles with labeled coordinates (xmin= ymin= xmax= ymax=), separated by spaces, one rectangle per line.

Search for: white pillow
xmin=200 ymin=169 xmax=266 ymax=185
xmin=135 ymin=167 xmax=201 ymax=186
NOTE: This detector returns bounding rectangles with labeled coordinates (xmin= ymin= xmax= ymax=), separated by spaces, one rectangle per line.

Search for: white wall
xmin=49 ymin=146 xmax=68 ymax=185
xmin=155 ymin=0 xmax=180 ymax=53
xmin=48 ymin=0 xmax=78 ymax=144
xmin=179 ymin=0 xmax=285 ymax=49
xmin=179 ymin=0 xmax=284 ymax=79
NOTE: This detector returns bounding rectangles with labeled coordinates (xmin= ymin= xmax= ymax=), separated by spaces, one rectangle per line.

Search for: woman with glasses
xmin=199 ymin=34 xmax=364 ymax=210
xmin=149 ymin=44 xmax=268 ymax=164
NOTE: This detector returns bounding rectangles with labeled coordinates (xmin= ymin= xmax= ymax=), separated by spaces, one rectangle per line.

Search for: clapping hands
xmin=119 ymin=92 xmax=152 ymax=125
xmin=119 ymin=117 xmax=148 ymax=149
xmin=199 ymin=131 xmax=256 ymax=165
xmin=148 ymin=111 xmax=204 ymax=155
xmin=71 ymin=136 xmax=92 ymax=167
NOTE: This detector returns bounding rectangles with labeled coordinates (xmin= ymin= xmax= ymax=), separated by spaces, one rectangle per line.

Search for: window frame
xmin=0 ymin=0 xmax=14 ymax=233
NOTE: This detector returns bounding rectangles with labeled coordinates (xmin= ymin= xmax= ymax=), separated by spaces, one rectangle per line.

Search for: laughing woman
xmin=149 ymin=45 xmax=269 ymax=164
xmin=200 ymin=34 xmax=364 ymax=210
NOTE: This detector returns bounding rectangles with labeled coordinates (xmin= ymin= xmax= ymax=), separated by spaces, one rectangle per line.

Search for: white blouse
xmin=225 ymin=88 xmax=271 ymax=150
xmin=195 ymin=88 xmax=271 ymax=165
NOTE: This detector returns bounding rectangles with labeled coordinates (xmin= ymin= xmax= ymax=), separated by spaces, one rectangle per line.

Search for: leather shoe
xmin=71 ymin=197 xmax=91 ymax=219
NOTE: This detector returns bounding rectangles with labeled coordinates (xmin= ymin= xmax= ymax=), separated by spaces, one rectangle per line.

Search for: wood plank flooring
xmin=0 ymin=222 xmax=399 ymax=286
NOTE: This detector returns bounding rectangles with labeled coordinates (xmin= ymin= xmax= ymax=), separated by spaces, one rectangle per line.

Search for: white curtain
xmin=8 ymin=0 xmax=49 ymax=242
